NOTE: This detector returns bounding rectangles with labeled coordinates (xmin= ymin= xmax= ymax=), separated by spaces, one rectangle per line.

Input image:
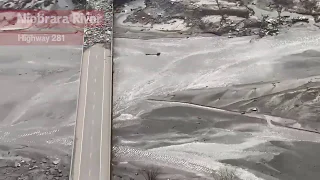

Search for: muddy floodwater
xmin=113 ymin=6 xmax=320 ymax=179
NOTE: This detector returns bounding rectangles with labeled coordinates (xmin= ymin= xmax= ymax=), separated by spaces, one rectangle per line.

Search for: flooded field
xmin=113 ymin=0 xmax=320 ymax=179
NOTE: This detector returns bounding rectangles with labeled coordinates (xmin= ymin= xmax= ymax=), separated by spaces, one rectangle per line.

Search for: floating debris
xmin=145 ymin=52 xmax=161 ymax=56
xmin=52 ymin=159 xmax=60 ymax=165
xmin=291 ymin=17 xmax=309 ymax=24
xmin=14 ymin=162 xmax=21 ymax=168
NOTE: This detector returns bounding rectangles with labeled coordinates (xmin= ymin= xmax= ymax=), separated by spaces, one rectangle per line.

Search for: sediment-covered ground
xmin=113 ymin=0 xmax=320 ymax=179
xmin=0 ymin=46 xmax=82 ymax=179
xmin=0 ymin=0 xmax=112 ymax=178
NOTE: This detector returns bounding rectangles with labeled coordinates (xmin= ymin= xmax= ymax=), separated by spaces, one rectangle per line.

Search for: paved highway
xmin=70 ymin=43 xmax=112 ymax=180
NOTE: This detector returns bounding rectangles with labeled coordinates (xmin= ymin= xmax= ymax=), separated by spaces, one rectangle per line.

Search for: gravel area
xmin=0 ymin=145 xmax=71 ymax=180
xmin=83 ymin=0 xmax=113 ymax=49
xmin=115 ymin=0 xmax=320 ymax=39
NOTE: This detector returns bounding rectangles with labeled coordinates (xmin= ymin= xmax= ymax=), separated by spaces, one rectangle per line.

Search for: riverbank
xmin=114 ymin=0 xmax=320 ymax=39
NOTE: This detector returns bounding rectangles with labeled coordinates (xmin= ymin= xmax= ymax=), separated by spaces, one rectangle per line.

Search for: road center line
xmin=78 ymin=50 xmax=91 ymax=180
xmin=93 ymin=105 xmax=95 ymax=110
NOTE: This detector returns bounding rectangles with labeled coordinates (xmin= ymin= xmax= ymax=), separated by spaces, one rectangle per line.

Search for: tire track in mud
xmin=0 ymin=126 xmax=74 ymax=149
xmin=147 ymin=98 xmax=320 ymax=136
xmin=113 ymin=145 xmax=264 ymax=180
xmin=113 ymin=99 xmax=320 ymax=180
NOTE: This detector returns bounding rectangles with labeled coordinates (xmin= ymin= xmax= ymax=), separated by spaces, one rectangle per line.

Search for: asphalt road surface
xmin=70 ymin=44 xmax=112 ymax=180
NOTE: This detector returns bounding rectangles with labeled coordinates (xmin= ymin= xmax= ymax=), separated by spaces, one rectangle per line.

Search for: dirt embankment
xmin=116 ymin=0 xmax=320 ymax=37
xmin=0 ymin=145 xmax=71 ymax=180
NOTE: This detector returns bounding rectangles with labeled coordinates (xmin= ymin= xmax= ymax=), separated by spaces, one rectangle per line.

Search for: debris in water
xmin=52 ymin=159 xmax=60 ymax=165
xmin=145 ymin=53 xmax=161 ymax=56
xmin=42 ymin=158 xmax=47 ymax=163
xmin=14 ymin=162 xmax=21 ymax=167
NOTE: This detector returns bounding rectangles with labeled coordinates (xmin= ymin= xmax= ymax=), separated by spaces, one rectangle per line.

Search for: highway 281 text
xmin=18 ymin=34 xmax=65 ymax=44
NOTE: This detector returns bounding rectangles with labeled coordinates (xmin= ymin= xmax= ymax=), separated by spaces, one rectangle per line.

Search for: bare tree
xmin=215 ymin=0 xmax=227 ymax=26
xmin=139 ymin=166 xmax=161 ymax=180
xmin=274 ymin=0 xmax=294 ymax=8
xmin=211 ymin=167 xmax=238 ymax=180
xmin=215 ymin=0 xmax=221 ymax=10
xmin=258 ymin=14 xmax=269 ymax=38
xmin=237 ymin=0 xmax=255 ymax=18
xmin=276 ymin=4 xmax=283 ymax=24
xmin=268 ymin=0 xmax=295 ymax=24
xmin=300 ymin=0 xmax=318 ymax=14
xmin=268 ymin=0 xmax=287 ymax=25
